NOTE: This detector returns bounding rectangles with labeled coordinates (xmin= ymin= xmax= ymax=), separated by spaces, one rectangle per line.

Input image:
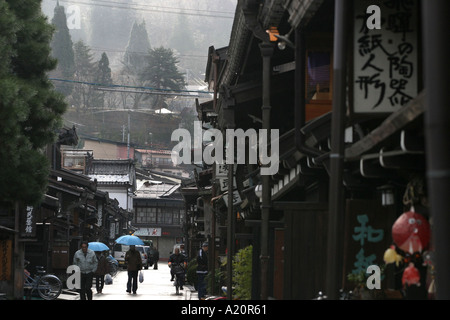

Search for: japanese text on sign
xmin=351 ymin=214 xmax=384 ymax=275
xmin=354 ymin=0 xmax=418 ymax=113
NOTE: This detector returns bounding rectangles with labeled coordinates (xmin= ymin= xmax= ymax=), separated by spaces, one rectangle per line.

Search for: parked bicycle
xmin=24 ymin=260 xmax=63 ymax=300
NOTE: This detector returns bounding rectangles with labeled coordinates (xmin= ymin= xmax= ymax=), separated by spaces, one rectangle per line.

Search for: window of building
xmin=306 ymin=51 xmax=332 ymax=101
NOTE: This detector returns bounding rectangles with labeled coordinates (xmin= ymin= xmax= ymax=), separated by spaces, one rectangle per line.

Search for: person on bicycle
xmin=168 ymin=248 xmax=187 ymax=289
xmin=73 ymin=241 xmax=98 ymax=300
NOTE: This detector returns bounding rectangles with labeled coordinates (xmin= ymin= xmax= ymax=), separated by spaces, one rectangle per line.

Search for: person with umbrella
xmin=125 ymin=245 xmax=142 ymax=294
xmin=88 ymin=242 xmax=110 ymax=294
xmin=94 ymin=250 xmax=109 ymax=294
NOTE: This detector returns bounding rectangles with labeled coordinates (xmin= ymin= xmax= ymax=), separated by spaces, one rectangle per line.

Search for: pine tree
xmin=120 ymin=20 xmax=151 ymax=109
xmin=97 ymin=52 xmax=112 ymax=85
xmin=70 ymin=40 xmax=101 ymax=112
xmin=140 ymin=46 xmax=186 ymax=109
xmin=0 ymin=0 xmax=67 ymax=205
xmin=95 ymin=52 xmax=113 ymax=109
xmin=49 ymin=1 xmax=75 ymax=96
xmin=124 ymin=20 xmax=151 ymax=72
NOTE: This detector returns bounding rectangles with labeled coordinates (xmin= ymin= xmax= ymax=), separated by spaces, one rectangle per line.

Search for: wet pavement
xmin=58 ymin=263 xmax=195 ymax=300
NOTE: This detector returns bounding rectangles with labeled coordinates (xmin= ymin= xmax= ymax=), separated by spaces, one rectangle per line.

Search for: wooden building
xmin=193 ymin=0 xmax=450 ymax=300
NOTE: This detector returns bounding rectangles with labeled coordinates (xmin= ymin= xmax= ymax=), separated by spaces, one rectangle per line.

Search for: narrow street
xmin=58 ymin=263 xmax=194 ymax=300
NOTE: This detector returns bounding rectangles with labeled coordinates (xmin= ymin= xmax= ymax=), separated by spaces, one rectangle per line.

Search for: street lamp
xmin=378 ymin=184 xmax=395 ymax=206
xmin=254 ymin=184 xmax=263 ymax=202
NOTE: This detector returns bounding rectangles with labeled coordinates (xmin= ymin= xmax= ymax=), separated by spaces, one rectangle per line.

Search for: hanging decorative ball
xmin=392 ymin=209 xmax=431 ymax=254
xmin=383 ymin=245 xmax=403 ymax=266
xmin=402 ymin=262 xmax=421 ymax=287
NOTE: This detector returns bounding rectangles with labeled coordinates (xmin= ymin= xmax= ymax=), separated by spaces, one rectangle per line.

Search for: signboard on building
xmin=0 ymin=240 xmax=12 ymax=281
xmin=222 ymin=190 xmax=242 ymax=207
xmin=353 ymin=0 xmax=418 ymax=113
xmin=21 ymin=206 xmax=36 ymax=238
xmin=135 ymin=227 xmax=162 ymax=237
xmin=215 ymin=163 xmax=236 ymax=177
xmin=343 ymin=199 xmax=395 ymax=290
xmin=219 ymin=177 xmax=237 ymax=192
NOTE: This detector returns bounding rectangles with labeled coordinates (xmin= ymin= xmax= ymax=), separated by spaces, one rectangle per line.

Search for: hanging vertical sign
xmin=353 ymin=0 xmax=418 ymax=113
xmin=0 ymin=240 xmax=12 ymax=281
xmin=21 ymin=206 xmax=36 ymax=238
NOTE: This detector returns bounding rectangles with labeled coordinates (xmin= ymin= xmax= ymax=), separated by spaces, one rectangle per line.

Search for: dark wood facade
xmin=192 ymin=0 xmax=449 ymax=300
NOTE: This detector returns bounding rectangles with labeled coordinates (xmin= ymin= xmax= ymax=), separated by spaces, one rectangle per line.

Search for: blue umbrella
xmin=115 ymin=235 xmax=144 ymax=246
xmin=88 ymin=242 xmax=110 ymax=251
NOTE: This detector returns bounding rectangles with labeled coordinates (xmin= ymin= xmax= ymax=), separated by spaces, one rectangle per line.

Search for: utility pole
xmin=422 ymin=0 xmax=450 ymax=300
xmin=127 ymin=111 xmax=130 ymax=159
xmin=259 ymin=41 xmax=274 ymax=300
xmin=326 ymin=0 xmax=351 ymax=299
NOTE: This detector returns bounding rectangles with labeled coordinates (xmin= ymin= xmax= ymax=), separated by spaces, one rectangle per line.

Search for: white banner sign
xmin=353 ymin=0 xmax=418 ymax=113
xmin=134 ymin=227 xmax=161 ymax=237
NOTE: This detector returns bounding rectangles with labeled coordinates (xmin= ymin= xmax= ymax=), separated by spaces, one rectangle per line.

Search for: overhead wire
xmin=49 ymin=78 xmax=211 ymax=94
xmin=52 ymin=0 xmax=235 ymax=19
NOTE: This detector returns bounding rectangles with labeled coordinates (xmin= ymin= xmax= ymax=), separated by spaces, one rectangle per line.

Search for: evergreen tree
xmin=124 ymin=20 xmax=151 ymax=71
xmin=95 ymin=52 xmax=113 ymax=109
xmin=120 ymin=20 xmax=151 ymax=109
xmin=140 ymin=46 xmax=186 ymax=109
xmin=96 ymin=52 xmax=112 ymax=85
xmin=70 ymin=40 xmax=101 ymax=112
xmin=0 ymin=0 xmax=67 ymax=205
xmin=49 ymin=1 xmax=75 ymax=96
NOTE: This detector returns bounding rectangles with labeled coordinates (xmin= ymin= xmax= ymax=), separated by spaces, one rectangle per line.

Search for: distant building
xmin=86 ymin=159 xmax=136 ymax=214
xmin=133 ymin=176 xmax=185 ymax=260
xmin=135 ymin=148 xmax=191 ymax=178
xmin=81 ymin=135 xmax=135 ymax=160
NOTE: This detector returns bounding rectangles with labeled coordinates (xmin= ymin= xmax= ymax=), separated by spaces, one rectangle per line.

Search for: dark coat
xmin=95 ymin=253 xmax=109 ymax=275
xmin=125 ymin=249 xmax=142 ymax=271
xmin=196 ymin=249 xmax=208 ymax=274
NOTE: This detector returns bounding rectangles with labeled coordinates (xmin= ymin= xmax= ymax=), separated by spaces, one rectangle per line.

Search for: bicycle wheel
xmin=37 ymin=275 xmax=62 ymax=300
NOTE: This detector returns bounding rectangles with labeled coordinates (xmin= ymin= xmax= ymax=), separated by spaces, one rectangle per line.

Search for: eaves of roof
xmin=221 ymin=0 xmax=323 ymax=88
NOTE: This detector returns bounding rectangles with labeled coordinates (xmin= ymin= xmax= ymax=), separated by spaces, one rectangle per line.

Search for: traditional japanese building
xmin=193 ymin=0 xmax=450 ymax=300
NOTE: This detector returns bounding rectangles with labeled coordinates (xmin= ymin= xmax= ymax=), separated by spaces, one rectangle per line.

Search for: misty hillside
xmin=42 ymin=0 xmax=237 ymax=76
xmin=42 ymin=0 xmax=236 ymax=147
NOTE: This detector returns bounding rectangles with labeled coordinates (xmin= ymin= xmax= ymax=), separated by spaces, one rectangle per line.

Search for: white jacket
xmin=73 ymin=249 xmax=98 ymax=274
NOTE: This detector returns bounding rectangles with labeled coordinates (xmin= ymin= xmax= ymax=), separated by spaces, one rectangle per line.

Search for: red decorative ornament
xmin=402 ymin=262 xmax=421 ymax=287
xmin=392 ymin=209 xmax=431 ymax=254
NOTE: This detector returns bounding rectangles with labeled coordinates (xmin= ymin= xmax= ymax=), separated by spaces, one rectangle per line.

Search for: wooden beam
xmin=345 ymin=91 xmax=425 ymax=161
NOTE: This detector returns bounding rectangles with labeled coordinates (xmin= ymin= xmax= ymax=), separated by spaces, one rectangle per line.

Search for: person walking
xmin=73 ymin=241 xmax=98 ymax=300
xmin=180 ymin=244 xmax=188 ymax=261
xmin=125 ymin=245 xmax=142 ymax=294
xmin=196 ymin=242 xmax=209 ymax=300
xmin=153 ymin=246 xmax=159 ymax=270
xmin=94 ymin=250 xmax=109 ymax=294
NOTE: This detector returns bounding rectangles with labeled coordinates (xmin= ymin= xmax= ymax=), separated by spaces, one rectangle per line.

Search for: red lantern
xmin=402 ymin=262 xmax=421 ymax=287
xmin=392 ymin=209 xmax=430 ymax=254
